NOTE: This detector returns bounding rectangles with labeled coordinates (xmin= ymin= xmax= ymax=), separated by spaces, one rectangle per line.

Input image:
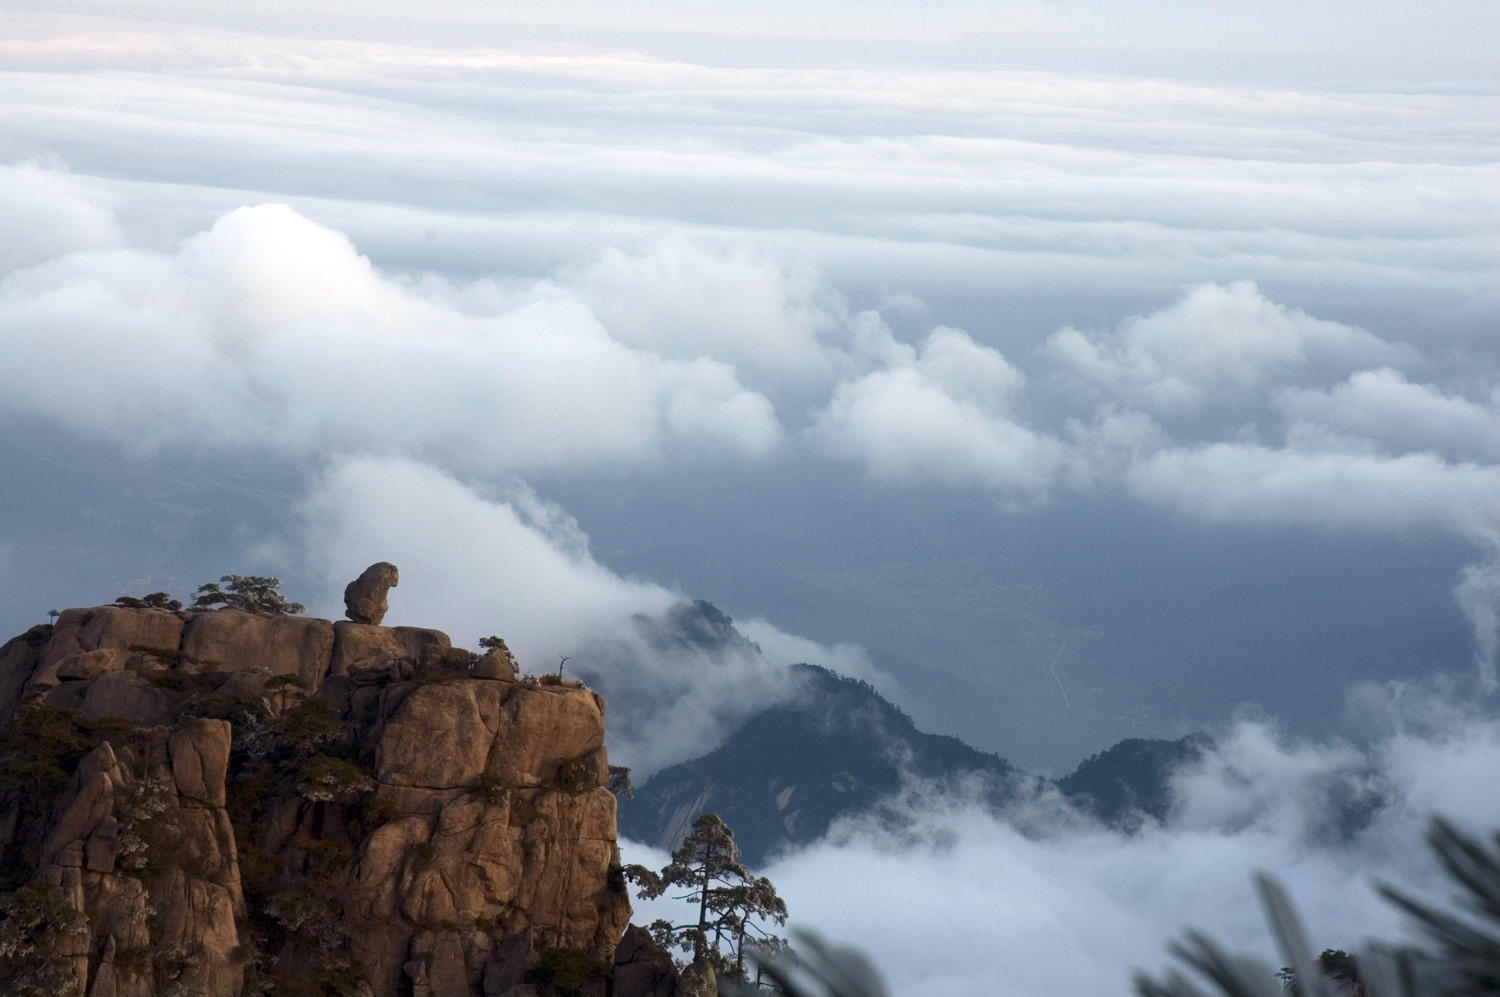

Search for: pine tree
xmin=193 ymin=575 xmax=305 ymax=615
xmin=625 ymin=813 xmax=788 ymax=978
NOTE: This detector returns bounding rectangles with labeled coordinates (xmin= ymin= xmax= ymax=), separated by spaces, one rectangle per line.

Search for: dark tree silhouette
xmin=114 ymin=592 xmax=182 ymax=611
xmin=625 ymin=813 xmax=788 ymax=980
xmin=193 ymin=575 xmax=305 ymax=615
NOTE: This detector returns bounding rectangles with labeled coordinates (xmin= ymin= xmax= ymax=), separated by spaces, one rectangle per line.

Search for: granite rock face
xmin=0 ymin=605 xmax=635 ymax=997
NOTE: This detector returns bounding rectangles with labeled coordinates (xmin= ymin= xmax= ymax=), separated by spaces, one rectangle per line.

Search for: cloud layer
xmin=625 ymin=685 xmax=1500 ymax=995
xmin=2 ymin=161 xmax=1497 ymax=694
xmin=0 ymin=0 xmax=1496 ymax=770
xmin=1042 ymin=280 xmax=1414 ymax=415
xmin=1 ymin=14 xmax=1498 ymax=992
xmin=0 ymin=200 xmax=781 ymax=471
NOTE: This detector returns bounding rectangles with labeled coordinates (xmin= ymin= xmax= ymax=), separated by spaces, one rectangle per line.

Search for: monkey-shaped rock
xmin=344 ymin=561 xmax=399 ymax=625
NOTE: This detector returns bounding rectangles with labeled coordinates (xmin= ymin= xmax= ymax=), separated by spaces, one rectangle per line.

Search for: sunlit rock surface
xmin=0 ymin=604 xmax=634 ymax=997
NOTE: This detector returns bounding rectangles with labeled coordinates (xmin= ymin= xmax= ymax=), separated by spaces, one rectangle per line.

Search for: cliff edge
xmin=0 ymin=603 xmax=633 ymax=996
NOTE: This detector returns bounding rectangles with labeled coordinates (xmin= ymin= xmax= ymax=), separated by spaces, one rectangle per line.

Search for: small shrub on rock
xmin=294 ymin=754 xmax=375 ymax=803
xmin=0 ymin=883 xmax=89 ymax=997
xmin=264 ymin=674 xmax=309 ymax=691
xmin=473 ymin=772 xmax=510 ymax=806
xmin=0 ymin=703 xmax=98 ymax=814
xmin=554 ymin=756 xmax=596 ymax=793
xmin=115 ymin=593 xmax=182 ymax=611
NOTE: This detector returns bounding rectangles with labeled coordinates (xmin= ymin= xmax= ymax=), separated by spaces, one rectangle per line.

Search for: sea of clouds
xmin=625 ymin=680 xmax=1500 ymax=995
xmin=2 ymin=158 xmax=1496 ymax=697
xmin=0 ymin=8 xmax=1497 ymax=990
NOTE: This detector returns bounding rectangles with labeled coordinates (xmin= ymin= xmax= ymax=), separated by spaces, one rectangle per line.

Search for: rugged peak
xmin=632 ymin=600 xmax=760 ymax=657
xmin=620 ymin=662 xmax=1015 ymax=865
xmin=1057 ymin=732 xmax=1215 ymax=828
xmin=0 ymin=603 xmax=633 ymax=997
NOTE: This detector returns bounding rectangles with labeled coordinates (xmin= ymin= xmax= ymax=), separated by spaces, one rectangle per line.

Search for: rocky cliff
xmin=0 ymin=603 xmax=634 ymax=996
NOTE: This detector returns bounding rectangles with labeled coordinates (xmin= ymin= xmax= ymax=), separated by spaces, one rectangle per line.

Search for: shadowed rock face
xmin=0 ymin=605 xmax=633 ymax=997
xmin=612 ymin=925 xmax=681 ymax=997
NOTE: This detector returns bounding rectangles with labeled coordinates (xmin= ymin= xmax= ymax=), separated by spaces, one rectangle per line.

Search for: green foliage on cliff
xmin=0 ymin=883 xmax=89 ymax=997
xmin=0 ymin=703 xmax=147 ymax=815
xmin=554 ymin=755 xmax=597 ymax=793
xmin=208 ymin=678 xmax=370 ymax=997
xmin=294 ymin=755 xmax=375 ymax=803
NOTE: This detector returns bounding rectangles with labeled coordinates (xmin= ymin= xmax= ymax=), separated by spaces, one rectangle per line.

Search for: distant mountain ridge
xmin=618 ymin=662 xmax=1018 ymax=863
xmin=1058 ymin=732 xmax=1215 ymax=829
xmin=617 ymin=603 xmax=1212 ymax=865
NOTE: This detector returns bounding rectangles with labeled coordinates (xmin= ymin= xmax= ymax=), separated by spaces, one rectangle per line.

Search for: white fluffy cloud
xmin=0 ymin=201 xmax=782 ymax=471
xmin=1125 ymin=442 xmax=1500 ymax=539
xmin=296 ymin=455 xmax=678 ymax=657
xmin=0 ymin=160 xmax=125 ymax=273
xmin=810 ymin=325 xmax=1063 ymax=494
xmin=737 ymin=616 xmax=894 ymax=689
xmin=567 ymin=241 xmax=840 ymax=389
xmin=1042 ymin=280 xmax=1413 ymax=414
xmin=1275 ymin=367 xmax=1500 ymax=462
xmin=294 ymin=455 xmax=801 ymax=777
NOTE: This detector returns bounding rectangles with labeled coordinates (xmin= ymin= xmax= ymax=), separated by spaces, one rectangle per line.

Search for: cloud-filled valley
xmin=1 ymin=3 xmax=1498 ymax=992
xmin=625 ymin=682 xmax=1500 ymax=995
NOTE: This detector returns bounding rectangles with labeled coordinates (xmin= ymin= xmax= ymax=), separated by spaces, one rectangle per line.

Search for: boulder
xmin=332 ymin=622 xmax=457 ymax=682
xmin=32 ymin=724 xmax=245 ymax=997
xmin=612 ymin=925 xmax=680 ymax=997
xmin=43 ymin=606 xmax=185 ymax=669
xmin=56 ymin=648 xmax=120 ymax=681
xmin=18 ymin=606 xmax=184 ymax=705
xmin=375 ymin=681 xmax=504 ymax=789
xmin=487 ymin=685 xmax=607 ymax=788
xmin=482 ymin=929 xmax=531 ymax=996
xmin=181 ymin=609 xmax=334 ymax=688
xmin=345 ymin=562 xmax=399 ymax=625
xmin=44 ymin=670 xmax=174 ymax=726
xmin=393 ymin=626 xmax=460 ymax=669
xmin=169 ymin=719 xmax=231 ymax=806
xmin=333 ymin=622 xmax=407 ymax=677
xmin=474 ymin=645 xmax=517 ymax=681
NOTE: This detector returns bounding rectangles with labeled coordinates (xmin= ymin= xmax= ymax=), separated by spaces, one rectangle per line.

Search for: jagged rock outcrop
xmin=0 ymin=604 xmax=634 ymax=997
xmin=35 ymin=721 xmax=244 ymax=996
xmin=345 ymin=562 xmax=400 ymax=626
